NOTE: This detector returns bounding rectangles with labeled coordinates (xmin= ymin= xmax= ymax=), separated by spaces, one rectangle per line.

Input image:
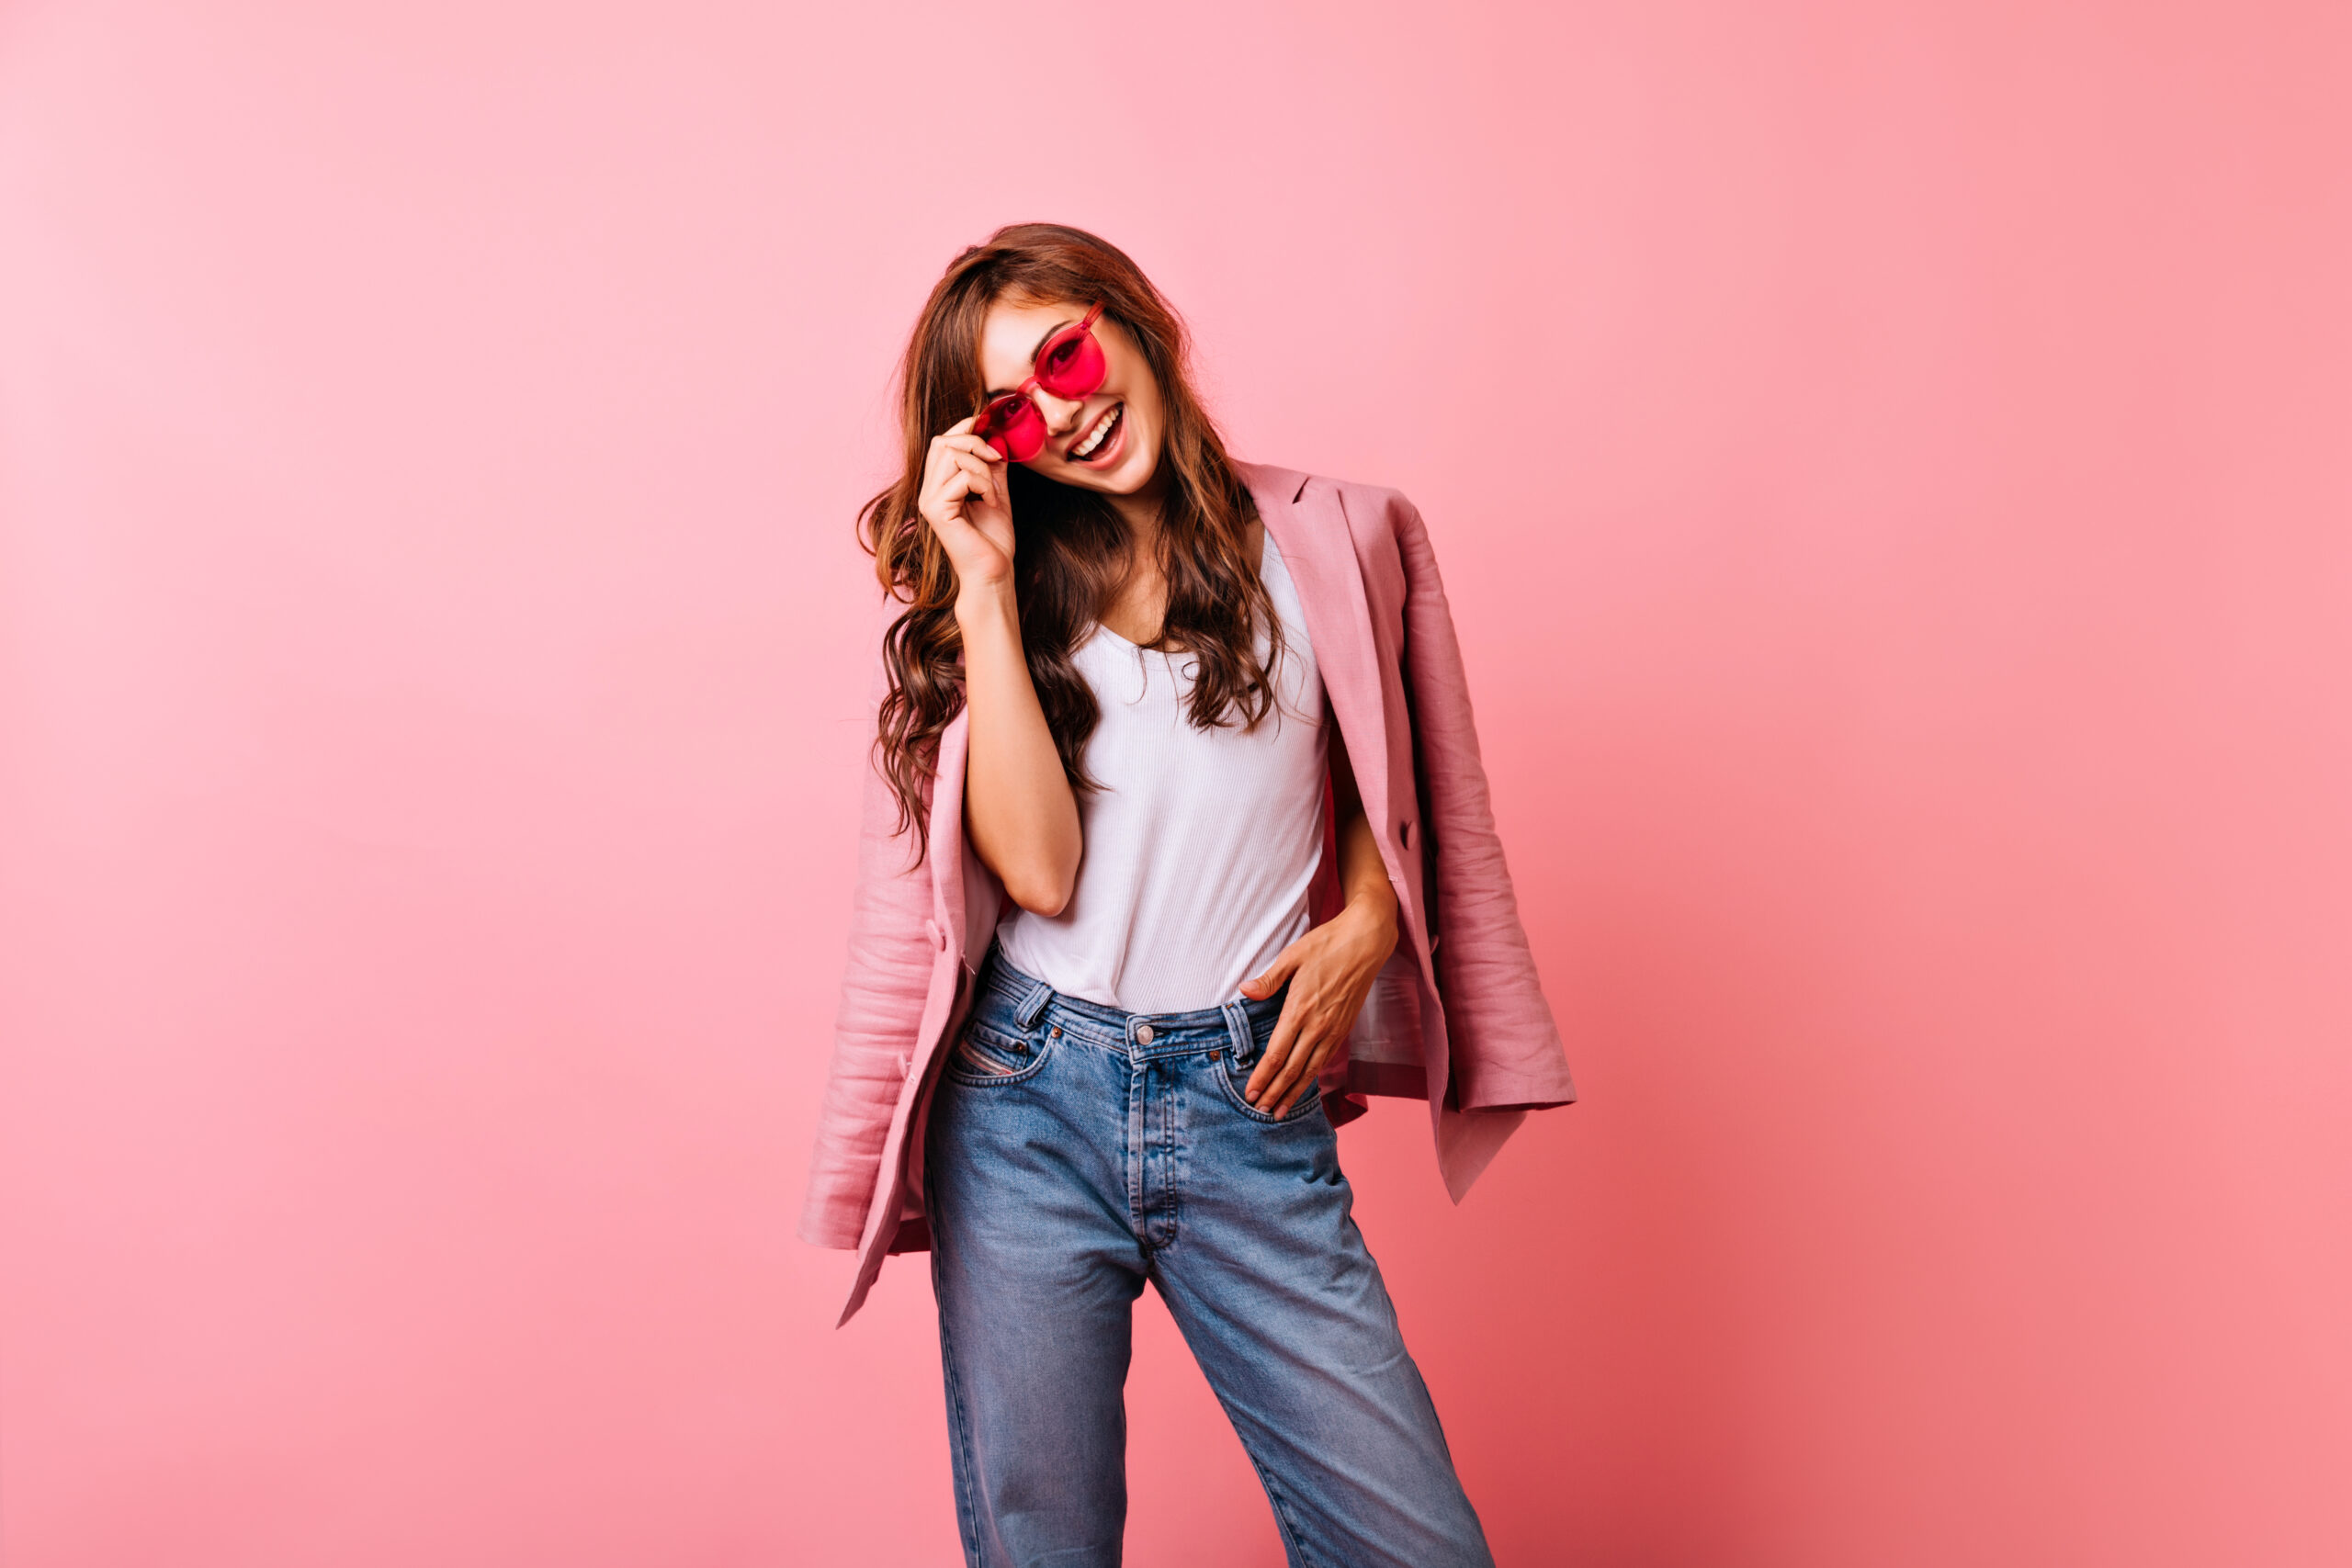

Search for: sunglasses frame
xmin=973 ymin=303 xmax=1108 ymax=462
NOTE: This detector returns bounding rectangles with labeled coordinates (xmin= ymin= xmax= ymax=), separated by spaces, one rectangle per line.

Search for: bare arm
xmin=918 ymin=419 xmax=1081 ymax=915
xmin=958 ymin=576 xmax=1081 ymax=913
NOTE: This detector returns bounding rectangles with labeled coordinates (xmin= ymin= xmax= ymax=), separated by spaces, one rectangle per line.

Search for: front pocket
xmin=949 ymin=1018 xmax=1039 ymax=1080
xmin=1215 ymin=1048 xmax=1326 ymax=1125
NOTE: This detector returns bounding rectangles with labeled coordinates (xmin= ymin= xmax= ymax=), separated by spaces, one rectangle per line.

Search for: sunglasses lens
xmin=1034 ymin=323 xmax=1105 ymax=400
xmin=975 ymin=396 xmax=1046 ymax=462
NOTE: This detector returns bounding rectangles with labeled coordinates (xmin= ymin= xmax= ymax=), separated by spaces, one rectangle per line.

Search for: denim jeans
xmin=923 ymin=947 xmax=1497 ymax=1568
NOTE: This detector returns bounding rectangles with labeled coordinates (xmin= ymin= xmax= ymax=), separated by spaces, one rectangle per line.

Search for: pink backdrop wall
xmin=5 ymin=2 xmax=2348 ymax=1563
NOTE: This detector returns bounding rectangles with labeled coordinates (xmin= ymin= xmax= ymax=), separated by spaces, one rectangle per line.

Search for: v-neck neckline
xmin=1091 ymin=520 xmax=1272 ymax=655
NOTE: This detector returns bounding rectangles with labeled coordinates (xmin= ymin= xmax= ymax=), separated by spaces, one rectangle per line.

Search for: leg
xmin=927 ymin=1024 xmax=1150 ymax=1568
xmin=1155 ymin=1056 xmax=1496 ymax=1568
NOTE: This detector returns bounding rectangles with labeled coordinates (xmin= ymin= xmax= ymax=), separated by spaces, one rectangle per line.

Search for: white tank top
xmin=993 ymin=530 xmax=1328 ymax=1014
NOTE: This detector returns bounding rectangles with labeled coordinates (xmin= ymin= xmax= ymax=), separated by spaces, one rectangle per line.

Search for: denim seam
xmin=1156 ymin=1058 xmax=1186 ymax=1253
xmin=1123 ymin=1055 xmax=1142 ymax=1250
xmin=1244 ymin=1446 xmax=1318 ymax=1568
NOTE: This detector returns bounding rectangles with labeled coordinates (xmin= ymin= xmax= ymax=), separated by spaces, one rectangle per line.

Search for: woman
xmin=801 ymin=223 xmax=1576 ymax=1568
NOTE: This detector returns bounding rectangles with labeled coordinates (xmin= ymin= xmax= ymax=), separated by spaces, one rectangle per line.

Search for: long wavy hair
xmin=859 ymin=223 xmax=1283 ymax=860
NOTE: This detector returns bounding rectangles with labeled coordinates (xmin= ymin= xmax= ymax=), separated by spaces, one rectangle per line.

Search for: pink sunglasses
xmin=972 ymin=304 xmax=1108 ymax=462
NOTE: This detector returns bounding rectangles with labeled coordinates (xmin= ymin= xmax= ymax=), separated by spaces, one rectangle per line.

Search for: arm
xmin=957 ymin=577 xmax=1081 ymax=914
xmin=922 ymin=420 xmax=1082 ymax=915
xmin=1237 ymin=704 xmax=1400 ymax=1117
xmin=1391 ymin=493 xmax=1576 ymax=1110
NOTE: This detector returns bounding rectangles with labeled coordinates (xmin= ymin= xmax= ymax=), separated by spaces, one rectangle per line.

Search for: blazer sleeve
xmin=796 ymin=598 xmax=940 ymax=1249
xmin=1393 ymin=493 xmax=1579 ymax=1111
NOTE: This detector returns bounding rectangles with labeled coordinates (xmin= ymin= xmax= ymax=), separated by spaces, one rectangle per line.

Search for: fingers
xmin=956 ymin=454 xmax=1012 ymax=518
xmin=1236 ymin=925 xmax=1387 ymax=1113
xmin=1245 ymin=1000 xmax=1303 ymax=1105
xmin=918 ymin=441 xmax=1009 ymax=536
xmin=1248 ymin=988 xmax=1337 ymax=1109
xmin=922 ymin=427 xmax=1003 ymax=484
xmin=1267 ymin=1036 xmax=1336 ymax=1119
xmin=1244 ymin=964 xmax=1366 ymax=1112
xmin=944 ymin=450 xmax=995 ymax=491
xmin=1241 ymin=939 xmax=1312 ymax=1102
xmin=1256 ymin=1023 xmax=1336 ymax=1117
xmin=936 ymin=433 xmax=1003 ymax=463
xmin=923 ymin=443 xmax=994 ymax=489
xmin=919 ymin=462 xmax=978 ymax=528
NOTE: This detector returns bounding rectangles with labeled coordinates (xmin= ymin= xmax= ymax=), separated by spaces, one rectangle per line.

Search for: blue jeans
xmin=923 ymin=948 xmax=1496 ymax=1568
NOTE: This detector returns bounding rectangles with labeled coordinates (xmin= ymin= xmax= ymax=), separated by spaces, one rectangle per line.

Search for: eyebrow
xmin=982 ymin=317 xmax=1080 ymax=399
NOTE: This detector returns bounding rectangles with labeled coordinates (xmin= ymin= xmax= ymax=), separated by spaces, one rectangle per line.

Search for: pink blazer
xmin=800 ymin=461 xmax=1577 ymax=1325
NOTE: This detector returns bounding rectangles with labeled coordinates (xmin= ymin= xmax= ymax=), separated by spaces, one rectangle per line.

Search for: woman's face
xmin=976 ymin=296 xmax=1165 ymax=499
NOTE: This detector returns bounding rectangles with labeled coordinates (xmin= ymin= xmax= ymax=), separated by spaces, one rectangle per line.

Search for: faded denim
xmin=924 ymin=945 xmax=1497 ymax=1568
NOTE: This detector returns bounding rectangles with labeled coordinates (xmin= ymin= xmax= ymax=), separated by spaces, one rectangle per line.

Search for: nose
xmin=1032 ymin=389 xmax=1087 ymax=438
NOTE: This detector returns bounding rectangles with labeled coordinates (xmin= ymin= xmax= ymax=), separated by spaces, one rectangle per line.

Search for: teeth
xmin=1073 ymin=405 xmax=1118 ymax=458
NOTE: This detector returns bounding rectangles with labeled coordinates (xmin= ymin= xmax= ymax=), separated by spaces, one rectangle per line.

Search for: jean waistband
xmin=974 ymin=943 xmax=1287 ymax=1065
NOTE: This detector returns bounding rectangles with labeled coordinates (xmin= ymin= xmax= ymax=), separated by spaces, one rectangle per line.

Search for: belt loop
xmin=1013 ymin=976 xmax=1055 ymax=1030
xmin=1220 ymin=998 xmax=1256 ymax=1066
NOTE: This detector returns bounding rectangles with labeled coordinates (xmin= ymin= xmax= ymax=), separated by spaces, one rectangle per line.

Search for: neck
xmin=1106 ymin=463 xmax=1171 ymax=540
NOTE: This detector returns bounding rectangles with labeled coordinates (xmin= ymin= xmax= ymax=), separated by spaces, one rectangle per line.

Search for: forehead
xmin=977 ymin=296 xmax=1085 ymax=385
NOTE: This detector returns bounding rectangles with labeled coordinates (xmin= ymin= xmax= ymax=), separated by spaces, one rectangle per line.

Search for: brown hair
xmin=858 ymin=222 xmax=1283 ymax=859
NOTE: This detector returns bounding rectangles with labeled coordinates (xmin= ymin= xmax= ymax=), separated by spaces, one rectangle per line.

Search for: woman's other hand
xmin=1237 ymin=893 xmax=1398 ymax=1117
xmin=1238 ymin=710 xmax=1400 ymax=1117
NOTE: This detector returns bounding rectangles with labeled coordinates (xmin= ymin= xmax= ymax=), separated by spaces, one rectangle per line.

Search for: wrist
xmin=1337 ymin=884 xmax=1399 ymax=945
xmin=955 ymin=576 xmax=1018 ymax=631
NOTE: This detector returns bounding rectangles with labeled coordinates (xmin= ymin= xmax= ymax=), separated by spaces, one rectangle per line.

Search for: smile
xmin=1069 ymin=403 xmax=1123 ymax=462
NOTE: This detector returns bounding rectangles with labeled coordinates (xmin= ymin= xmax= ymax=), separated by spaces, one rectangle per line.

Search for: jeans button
xmin=1135 ymin=1022 xmax=1155 ymax=1045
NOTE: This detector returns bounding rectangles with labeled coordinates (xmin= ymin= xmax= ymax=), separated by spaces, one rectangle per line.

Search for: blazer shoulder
xmin=1232 ymin=457 xmax=1313 ymax=506
xmin=1236 ymin=460 xmax=1419 ymax=533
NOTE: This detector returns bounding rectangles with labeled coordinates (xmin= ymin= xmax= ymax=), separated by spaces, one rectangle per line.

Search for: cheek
xmin=1119 ymin=388 xmax=1156 ymax=438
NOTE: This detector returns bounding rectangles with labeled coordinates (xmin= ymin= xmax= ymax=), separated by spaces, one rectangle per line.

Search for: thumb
xmin=1238 ymin=943 xmax=1305 ymax=999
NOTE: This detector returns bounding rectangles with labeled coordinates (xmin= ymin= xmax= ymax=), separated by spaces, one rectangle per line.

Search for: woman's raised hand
xmin=919 ymin=417 xmax=1015 ymax=592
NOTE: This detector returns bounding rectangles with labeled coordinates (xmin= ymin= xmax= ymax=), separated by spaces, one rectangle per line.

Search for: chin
xmin=1096 ymin=450 xmax=1157 ymax=495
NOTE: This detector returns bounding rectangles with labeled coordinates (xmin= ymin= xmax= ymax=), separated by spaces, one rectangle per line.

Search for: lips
xmin=1068 ymin=402 xmax=1123 ymax=463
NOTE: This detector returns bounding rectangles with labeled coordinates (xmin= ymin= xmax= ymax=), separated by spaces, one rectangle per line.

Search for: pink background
xmin=5 ymin=2 xmax=2348 ymax=1563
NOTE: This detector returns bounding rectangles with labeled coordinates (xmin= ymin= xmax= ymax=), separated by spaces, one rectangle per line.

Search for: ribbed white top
xmin=993 ymin=531 xmax=1328 ymax=1014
